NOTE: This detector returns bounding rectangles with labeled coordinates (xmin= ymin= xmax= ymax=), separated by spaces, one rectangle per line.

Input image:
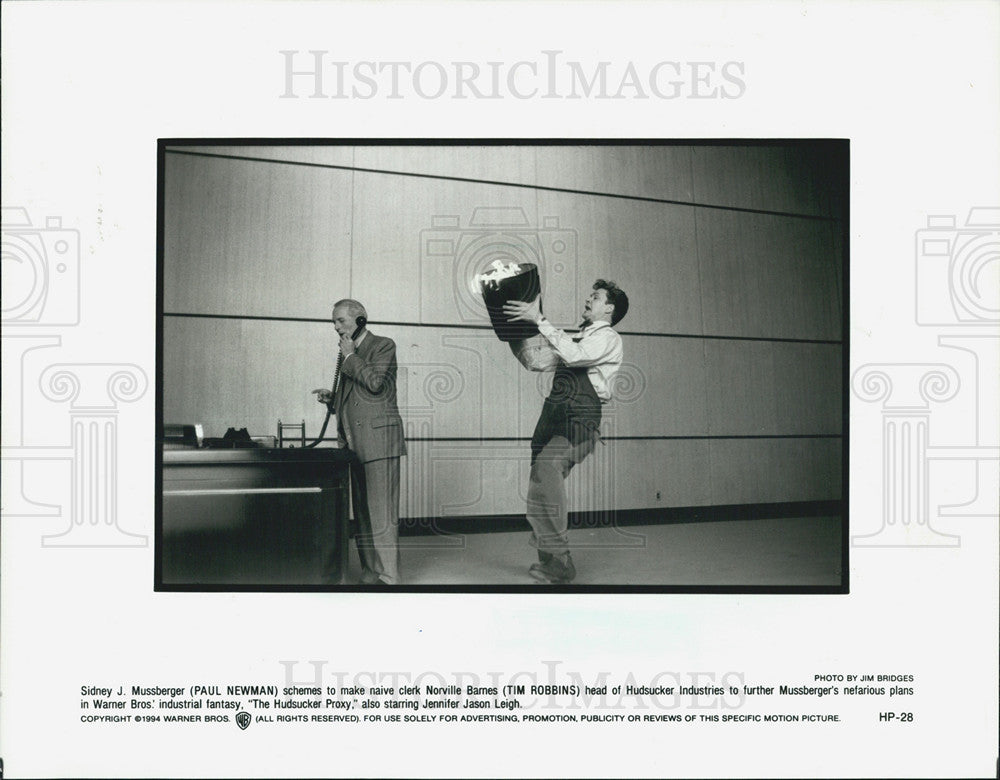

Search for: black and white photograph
xmin=158 ymin=141 xmax=847 ymax=591
xmin=2 ymin=2 xmax=997 ymax=778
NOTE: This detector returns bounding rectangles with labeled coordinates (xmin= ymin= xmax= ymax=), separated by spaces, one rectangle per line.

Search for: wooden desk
xmin=159 ymin=447 xmax=354 ymax=588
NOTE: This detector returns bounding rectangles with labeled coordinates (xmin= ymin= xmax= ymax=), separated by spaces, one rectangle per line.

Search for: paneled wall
xmin=162 ymin=143 xmax=845 ymax=517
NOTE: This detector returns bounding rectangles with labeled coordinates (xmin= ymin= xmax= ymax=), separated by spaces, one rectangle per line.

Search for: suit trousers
xmin=351 ymin=456 xmax=401 ymax=585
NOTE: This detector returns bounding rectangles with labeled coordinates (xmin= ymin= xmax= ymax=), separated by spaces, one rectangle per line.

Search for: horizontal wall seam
xmin=395 ymin=499 xmax=845 ymax=535
xmin=164 ymin=148 xmax=842 ymax=223
xmin=162 ymin=312 xmax=843 ymax=346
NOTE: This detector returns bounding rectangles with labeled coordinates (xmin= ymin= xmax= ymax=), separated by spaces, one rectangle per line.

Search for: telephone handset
xmin=349 ymin=316 xmax=367 ymax=341
xmin=305 ymin=316 xmax=367 ymax=448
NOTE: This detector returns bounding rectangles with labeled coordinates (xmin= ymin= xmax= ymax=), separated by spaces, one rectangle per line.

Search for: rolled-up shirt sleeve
xmin=509 ymin=335 xmax=560 ymax=372
xmin=537 ymin=318 xmax=621 ymax=368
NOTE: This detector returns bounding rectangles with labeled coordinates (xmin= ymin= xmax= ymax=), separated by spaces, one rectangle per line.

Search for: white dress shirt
xmin=536 ymin=317 xmax=623 ymax=403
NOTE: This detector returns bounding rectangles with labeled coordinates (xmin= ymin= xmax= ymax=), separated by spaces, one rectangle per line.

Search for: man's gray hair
xmin=332 ymin=299 xmax=368 ymax=320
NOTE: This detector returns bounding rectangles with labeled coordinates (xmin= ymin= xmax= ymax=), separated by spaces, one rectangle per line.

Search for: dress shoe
xmin=529 ymin=552 xmax=576 ymax=583
xmin=357 ymin=570 xmax=381 ymax=585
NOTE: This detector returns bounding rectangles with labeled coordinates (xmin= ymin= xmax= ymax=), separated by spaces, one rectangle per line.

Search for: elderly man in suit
xmin=315 ymin=299 xmax=406 ymax=585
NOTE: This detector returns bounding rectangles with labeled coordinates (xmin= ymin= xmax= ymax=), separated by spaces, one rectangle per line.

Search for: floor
xmin=346 ymin=516 xmax=844 ymax=587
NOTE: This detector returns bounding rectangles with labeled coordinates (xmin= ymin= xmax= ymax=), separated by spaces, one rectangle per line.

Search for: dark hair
xmin=593 ymin=279 xmax=629 ymax=325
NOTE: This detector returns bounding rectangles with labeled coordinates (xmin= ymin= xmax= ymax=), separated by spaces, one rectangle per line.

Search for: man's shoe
xmin=529 ymin=553 xmax=576 ymax=583
xmin=357 ymin=570 xmax=381 ymax=585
